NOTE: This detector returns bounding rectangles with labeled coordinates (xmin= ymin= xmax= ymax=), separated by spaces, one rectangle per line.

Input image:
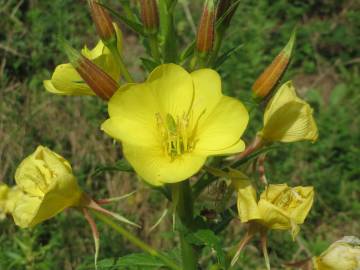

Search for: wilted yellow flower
xmin=43 ymin=23 xmax=122 ymax=96
xmin=258 ymin=81 xmax=318 ymax=143
xmin=313 ymin=236 xmax=360 ymax=270
xmin=236 ymin=181 xmax=314 ymax=238
xmin=102 ymin=64 xmax=249 ymax=186
xmin=12 ymin=146 xmax=82 ymax=228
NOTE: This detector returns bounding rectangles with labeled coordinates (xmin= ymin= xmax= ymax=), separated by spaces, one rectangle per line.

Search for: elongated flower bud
xmin=216 ymin=0 xmax=239 ymax=29
xmin=196 ymin=0 xmax=215 ymax=54
xmin=88 ymin=0 xmax=116 ymax=45
xmin=252 ymin=30 xmax=296 ymax=99
xmin=140 ymin=0 xmax=159 ymax=34
xmin=64 ymin=43 xmax=119 ymax=100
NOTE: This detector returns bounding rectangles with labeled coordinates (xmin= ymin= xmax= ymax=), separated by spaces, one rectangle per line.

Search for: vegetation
xmin=0 ymin=0 xmax=359 ymax=269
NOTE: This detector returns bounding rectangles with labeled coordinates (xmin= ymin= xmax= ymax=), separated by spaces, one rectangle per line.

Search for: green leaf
xmin=180 ymin=40 xmax=196 ymax=62
xmin=92 ymin=250 xmax=180 ymax=270
xmin=98 ymin=3 xmax=144 ymax=35
xmin=140 ymin=57 xmax=160 ymax=72
xmin=213 ymin=44 xmax=243 ymax=68
xmin=158 ymin=0 xmax=178 ymax=62
xmin=186 ymin=229 xmax=227 ymax=269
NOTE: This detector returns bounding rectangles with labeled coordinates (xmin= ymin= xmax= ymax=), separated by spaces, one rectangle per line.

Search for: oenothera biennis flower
xmin=235 ymin=180 xmax=314 ymax=239
xmin=101 ymin=64 xmax=249 ymax=186
xmin=43 ymin=23 xmax=122 ymax=96
xmin=258 ymin=80 xmax=318 ymax=143
xmin=0 ymin=183 xmax=9 ymax=219
xmin=313 ymin=236 xmax=360 ymax=270
xmin=12 ymin=146 xmax=82 ymax=228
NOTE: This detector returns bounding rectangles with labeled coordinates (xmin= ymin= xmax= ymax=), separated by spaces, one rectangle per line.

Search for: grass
xmin=0 ymin=0 xmax=359 ymax=269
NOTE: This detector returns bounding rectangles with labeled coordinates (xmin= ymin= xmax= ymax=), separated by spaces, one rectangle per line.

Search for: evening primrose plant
xmin=5 ymin=0 xmax=350 ymax=269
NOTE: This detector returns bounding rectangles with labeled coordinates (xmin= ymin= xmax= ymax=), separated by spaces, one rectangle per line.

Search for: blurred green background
xmin=0 ymin=0 xmax=359 ymax=269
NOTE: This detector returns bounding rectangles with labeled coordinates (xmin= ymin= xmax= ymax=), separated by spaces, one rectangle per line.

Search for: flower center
xmin=156 ymin=112 xmax=199 ymax=159
xmin=273 ymin=189 xmax=304 ymax=210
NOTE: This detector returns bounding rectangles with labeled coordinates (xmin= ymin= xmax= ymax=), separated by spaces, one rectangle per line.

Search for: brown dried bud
xmin=88 ymin=0 xmax=116 ymax=44
xmin=216 ymin=0 xmax=239 ymax=29
xmin=64 ymin=43 xmax=119 ymax=100
xmin=252 ymin=30 xmax=296 ymax=99
xmin=196 ymin=0 xmax=215 ymax=54
xmin=140 ymin=0 xmax=159 ymax=34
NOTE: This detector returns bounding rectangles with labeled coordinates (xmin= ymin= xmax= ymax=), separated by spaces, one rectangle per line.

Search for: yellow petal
xmin=147 ymin=64 xmax=194 ymax=116
xmin=236 ymin=180 xmax=261 ymax=222
xmin=12 ymin=194 xmax=42 ymax=228
xmin=194 ymin=96 xmax=249 ymax=155
xmin=289 ymin=186 xmax=314 ymax=224
xmin=257 ymin=199 xmax=292 ymax=230
xmin=102 ymin=83 xmax=159 ymax=147
xmin=260 ymin=81 xmax=318 ymax=143
xmin=123 ymin=143 xmax=206 ymax=186
xmin=260 ymin=183 xmax=289 ymax=202
xmin=44 ymin=63 xmax=94 ymax=96
xmin=190 ymin=68 xmax=222 ymax=118
xmin=4 ymin=186 xmax=23 ymax=214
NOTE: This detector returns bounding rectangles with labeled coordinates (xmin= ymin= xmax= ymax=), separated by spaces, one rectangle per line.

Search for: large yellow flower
xmin=43 ymin=23 xmax=122 ymax=96
xmin=101 ymin=64 xmax=249 ymax=186
xmin=12 ymin=146 xmax=82 ymax=228
xmin=236 ymin=179 xmax=314 ymax=238
xmin=258 ymin=81 xmax=318 ymax=143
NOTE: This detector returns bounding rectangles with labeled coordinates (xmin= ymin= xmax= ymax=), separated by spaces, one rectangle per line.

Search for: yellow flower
xmin=101 ymin=64 xmax=249 ymax=186
xmin=12 ymin=146 xmax=82 ymax=228
xmin=0 ymin=183 xmax=9 ymax=219
xmin=258 ymin=81 xmax=318 ymax=143
xmin=313 ymin=236 xmax=360 ymax=270
xmin=236 ymin=181 xmax=314 ymax=238
xmin=43 ymin=23 xmax=122 ymax=96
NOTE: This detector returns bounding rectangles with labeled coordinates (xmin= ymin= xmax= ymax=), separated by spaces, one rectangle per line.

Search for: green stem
xmin=107 ymin=43 xmax=134 ymax=83
xmin=149 ymin=34 xmax=161 ymax=62
xmin=93 ymin=211 xmax=181 ymax=270
xmin=172 ymin=180 xmax=199 ymax=270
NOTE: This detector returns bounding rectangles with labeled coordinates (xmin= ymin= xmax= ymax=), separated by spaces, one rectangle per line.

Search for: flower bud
xmin=63 ymin=42 xmax=119 ymax=100
xmin=12 ymin=146 xmax=83 ymax=228
xmin=140 ymin=0 xmax=159 ymax=34
xmin=252 ymin=30 xmax=296 ymax=99
xmin=88 ymin=0 xmax=116 ymax=45
xmin=196 ymin=0 xmax=215 ymax=54
xmin=313 ymin=236 xmax=360 ymax=270
xmin=216 ymin=0 xmax=239 ymax=29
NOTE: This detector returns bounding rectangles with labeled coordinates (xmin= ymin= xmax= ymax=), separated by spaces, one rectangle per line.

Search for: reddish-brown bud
xmin=88 ymin=0 xmax=116 ymax=43
xmin=64 ymin=43 xmax=119 ymax=100
xmin=140 ymin=0 xmax=159 ymax=34
xmin=196 ymin=0 xmax=215 ymax=54
xmin=216 ymin=0 xmax=239 ymax=29
xmin=252 ymin=30 xmax=296 ymax=99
